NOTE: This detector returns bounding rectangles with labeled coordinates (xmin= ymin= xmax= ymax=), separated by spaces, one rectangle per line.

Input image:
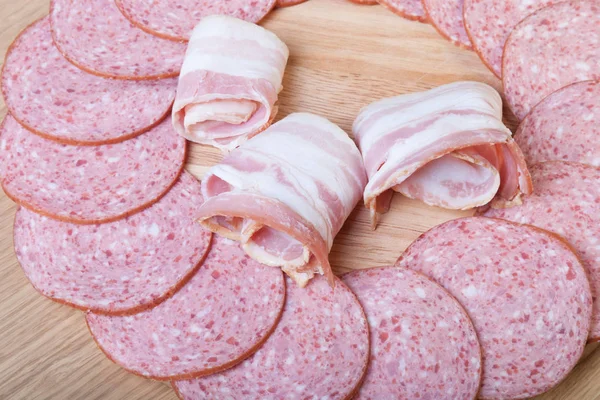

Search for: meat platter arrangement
xmin=0 ymin=0 xmax=599 ymax=399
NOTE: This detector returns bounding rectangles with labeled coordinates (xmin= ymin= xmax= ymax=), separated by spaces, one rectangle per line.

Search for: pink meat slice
xmin=86 ymin=236 xmax=285 ymax=380
xmin=484 ymin=162 xmax=600 ymax=341
xmin=503 ymin=0 xmax=600 ymax=120
xmin=396 ymin=217 xmax=592 ymax=399
xmin=115 ymin=0 xmax=277 ymax=41
xmin=13 ymin=172 xmax=212 ymax=315
xmin=173 ymin=275 xmax=370 ymax=400
xmin=463 ymin=0 xmax=555 ymax=78
xmin=378 ymin=0 xmax=427 ymax=22
xmin=342 ymin=267 xmax=482 ymax=400
xmin=422 ymin=0 xmax=472 ymax=49
xmin=1 ymin=17 xmax=177 ymax=145
xmin=515 ymin=81 xmax=600 ymax=166
xmin=50 ymin=0 xmax=186 ymax=79
xmin=0 ymin=115 xmax=186 ymax=224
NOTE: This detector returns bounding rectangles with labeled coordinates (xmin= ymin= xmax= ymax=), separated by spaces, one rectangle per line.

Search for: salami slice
xmin=484 ymin=162 xmax=600 ymax=341
xmin=86 ymin=236 xmax=285 ymax=380
xmin=173 ymin=275 xmax=370 ymax=400
xmin=378 ymin=0 xmax=427 ymax=22
xmin=503 ymin=0 xmax=600 ymax=120
xmin=115 ymin=0 xmax=277 ymax=41
xmin=422 ymin=0 xmax=473 ymax=49
xmin=342 ymin=267 xmax=482 ymax=400
xmin=1 ymin=18 xmax=176 ymax=145
xmin=13 ymin=172 xmax=212 ymax=315
xmin=463 ymin=0 xmax=554 ymax=78
xmin=50 ymin=0 xmax=186 ymax=80
xmin=515 ymin=81 xmax=600 ymax=166
xmin=276 ymin=0 xmax=308 ymax=7
xmin=0 ymin=115 xmax=185 ymax=224
xmin=396 ymin=217 xmax=592 ymax=399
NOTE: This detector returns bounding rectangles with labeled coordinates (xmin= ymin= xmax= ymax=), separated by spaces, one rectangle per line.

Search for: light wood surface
xmin=0 ymin=0 xmax=598 ymax=398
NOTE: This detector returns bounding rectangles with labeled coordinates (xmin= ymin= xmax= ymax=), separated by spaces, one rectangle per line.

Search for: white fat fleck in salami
xmin=515 ymin=81 xmax=600 ymax=166
xmin=13 ymin=172 xmax=212 ymax=315
xmin=86 ymin=236 xmax=285 ymax=380
xmin=1 ymin=18 xmax=176 ymax=145
xmin=342 ymin=267 xmax=481 ymax=400
xmin=378 ymin=0 xmax=427 ymax=22
xmin=422 ymin=0 xmax=472 ymax=49
xmin=463 ymin=0 xmax=555 ymax=78
xmin=115 ymin=0 xmax=277 ymax=41
xmin=396 ymin=217 xmax=592 ymax=400
xmin=0 ymin=115 xmax=185 ymax=224
xmin=484 ymin=162 xmax=600 ymax=341
xmin=503 ymin=0 xmax=600 ymax=120
xmin=49 ymin=0 xmax=186 ymax=80
xmin=173 ymin=275 xmax=369 ymax=400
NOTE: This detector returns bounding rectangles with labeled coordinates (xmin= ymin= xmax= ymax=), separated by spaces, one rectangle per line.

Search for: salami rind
xmin=484 ymin=162 xmax=600 ymax=341
xmin=396 ymin=217 xmax=592 ymax=399
xmin=422 ymin=0 xmax=473 ymax=49
xmin=0 ymin=115 xmax=186 ymax=224
xmin=173 ymin=275 xmax=369 ymax=400
xmin=378 ymin=0 xmax=427 ymax=22
xmin=342 ymin=267 xmax=481 ymax=400
xmin=515 ymin=81 xmax=600 ymax=166
xmin=49 ymin=0 xmax=186 ymax=80
xmin=1 ymin=18 xmax=176 ymax=145
xmin=13 ymin=172 xmax=212 ymax=315
xmin=86 ymin=236 xmax=285 ymax=380
xmin=502 ymin=0 xmax=600 ymax=120
xmin=463 ymin=0 xmax=554 ymax=78
xmin=115 ymin=0 xmax=277 ymax=42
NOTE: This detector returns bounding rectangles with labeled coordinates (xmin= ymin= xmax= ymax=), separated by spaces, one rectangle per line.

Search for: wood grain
xmin=0 ymin=0 xmax=598 ymax=398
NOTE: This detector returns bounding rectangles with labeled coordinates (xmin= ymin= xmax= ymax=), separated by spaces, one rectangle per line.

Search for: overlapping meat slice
xmin=353 ymin=81 xmax=532 ymax=228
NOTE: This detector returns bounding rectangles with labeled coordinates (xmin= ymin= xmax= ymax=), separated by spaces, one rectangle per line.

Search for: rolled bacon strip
xmin=353 ymin=81 xmax=532 ymax=228
xmin=172 ymin=15 xmax=289 ymax=151
xmin=197 ymin=113 xmax=367 ymax=287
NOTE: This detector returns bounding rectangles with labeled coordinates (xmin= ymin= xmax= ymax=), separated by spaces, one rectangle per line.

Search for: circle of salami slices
xmin=484 ymin=162 xmax=600 ymax=341
xmin=49 ymin=0 xmax=186 ymax=80
xmin=378 ymin=0 xmax=427 ymax=22
xmin=13 ymin=172 xmax=212 ymax=315
xmin=515 ymin=81 xmax=600 ymax=166
xmin=0 ymin=115 xmax=186 ymax=224
xmin=463 ymin=0 xmax=554 ymax=78
xmin=342 ymin=267 xmax=482 ymax=400
xmin=174 ymin=275 xmax=370 ymax=400
xmin=86 ymin=236 xmax=286 ymax=380
xmin=422 ymin=0 xmax=472 ymax=49
xmin=503 ymin=0 xmax=600 ymax=120
xmin=115 ymin=0 xmax=277 ymax=42
xmin=396 ymin=217 xmax=592 ymax=400
xmin=1 ymin=17 xmax=177 ymax=145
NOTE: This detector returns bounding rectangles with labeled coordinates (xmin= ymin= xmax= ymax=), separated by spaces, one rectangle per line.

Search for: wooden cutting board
xmin=0 ymin=0 xmax=599 ymax=398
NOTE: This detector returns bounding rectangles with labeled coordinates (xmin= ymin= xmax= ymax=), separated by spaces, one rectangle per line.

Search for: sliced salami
xmin=463 ymin=0 xmax=554 ymax=78
xmin=378 ymin=0 xmax=427 ymax=22
xmin=277 ymin=0 xmax=308 ymax=7
xmin=396 ymin=217 xmax=592 ymax=399
xmin=422 ymin=0 xmax=472 ymax=49
xmin=50 ymin=0 xmax=186 ymax=80
xmin=515 ymin=81 xmax=600 ymax=166
xmin=342 ymin=267 xmax=481 ymax=400
xmin=0 ymin=115 xmax=185 ymax=224
xmin=86 ymin=236 xmax=285 ymax=380
xmin=173 ymin=275 xmax=369 ymax=400
xmin=115 ymin=0 xmax=277 ymax=41
xmin=13 ymin=172 xmax=212 ymax=315
xmin=484 ymin=162 xmax=600 ymax=341
xmin=503 ymin=0 xmax=600 ymax=120
xmin=1 ymin=17 xmax=176 ymax=145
